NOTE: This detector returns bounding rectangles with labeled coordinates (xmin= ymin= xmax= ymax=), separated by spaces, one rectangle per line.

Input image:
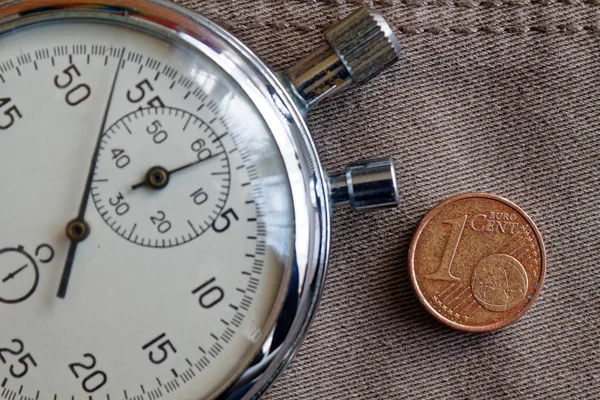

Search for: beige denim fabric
xmin=176 ymin=1 xmax=600 ymax=398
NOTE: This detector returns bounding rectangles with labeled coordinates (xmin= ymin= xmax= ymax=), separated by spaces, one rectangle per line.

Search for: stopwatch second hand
xmin=56 ymin=47 xmax=126 ymax=299
xmin=131 ymin=152 xmax=225 ymax=190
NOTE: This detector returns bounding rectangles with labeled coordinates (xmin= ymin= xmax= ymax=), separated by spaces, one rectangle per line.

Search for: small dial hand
xmin=2 ymin=264 xmax=28 ymax=283
xmin=57 ymin=47 xmax=126 ymax=299
xmin=131 ymin=152 xmax=224 ymax=191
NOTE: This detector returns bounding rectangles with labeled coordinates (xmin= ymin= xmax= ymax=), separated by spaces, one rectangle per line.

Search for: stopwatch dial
xmin=0 ymin=15 xmax=293 ymax=400
xmin=91 ymin=107 xmax=231 ymax=248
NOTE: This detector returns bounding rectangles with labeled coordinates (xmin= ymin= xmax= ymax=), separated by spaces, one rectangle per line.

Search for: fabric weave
xmin=177 ymin=1 xmax=600 ymax=398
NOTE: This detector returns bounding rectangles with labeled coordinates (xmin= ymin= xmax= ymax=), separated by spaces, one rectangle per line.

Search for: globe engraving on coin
xmin=408 ymin=193 xmax=546 ymax=332
xmin=471 ymin=254 xmax=528 ymax=312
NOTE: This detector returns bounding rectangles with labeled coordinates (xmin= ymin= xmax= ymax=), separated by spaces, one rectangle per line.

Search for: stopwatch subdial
xmin=91 ymin=107 xmax=231 ymax=248
xmin=0 ymin=246 xmax=40 ymax=304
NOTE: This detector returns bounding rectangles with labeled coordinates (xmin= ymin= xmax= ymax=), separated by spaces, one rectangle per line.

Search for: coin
xmin=408 ymin=193 xmax=546 ymax=332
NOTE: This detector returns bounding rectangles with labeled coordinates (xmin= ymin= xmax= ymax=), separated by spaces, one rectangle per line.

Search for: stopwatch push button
xmin=329 ymin=157 xmax=399 ymax=212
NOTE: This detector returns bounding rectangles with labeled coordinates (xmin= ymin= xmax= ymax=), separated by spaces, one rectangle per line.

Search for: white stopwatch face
xmin=0 ymin=2 xmax=312 ymax=399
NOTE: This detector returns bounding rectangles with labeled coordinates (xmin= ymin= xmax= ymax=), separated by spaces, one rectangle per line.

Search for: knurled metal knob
xmin=324 ymin=7 xmax=401 ymax=85
xmin=284 ymin=6 xmax=400 ymax=110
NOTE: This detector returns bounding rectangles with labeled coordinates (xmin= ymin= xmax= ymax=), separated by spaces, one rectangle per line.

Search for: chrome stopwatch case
xmin=0 ymin=1 xmax=400 ymax=399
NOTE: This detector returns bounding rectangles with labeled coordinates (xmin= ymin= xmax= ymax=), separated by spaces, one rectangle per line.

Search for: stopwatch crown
xmin=325 ymin=7 xmax=401 ymax=85
xmin=285 ymin=6 xmax=399 ymax=110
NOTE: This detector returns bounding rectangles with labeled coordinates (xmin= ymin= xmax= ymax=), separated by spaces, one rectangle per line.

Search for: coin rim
xmin=407 ymin=192 xmax=547 ymax=333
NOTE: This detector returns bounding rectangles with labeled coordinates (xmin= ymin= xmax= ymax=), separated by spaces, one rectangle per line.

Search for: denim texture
xmin=177 ymin=1 xmax=599 ymax=398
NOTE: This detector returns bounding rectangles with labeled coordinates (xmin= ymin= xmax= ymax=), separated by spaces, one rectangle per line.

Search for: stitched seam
xmin=300 ymin=0 xmax=600 ymax=7
xmin=196 ymin=2 xmax=600 ymax=34
xmin=219 ymin=18 xmax=600 ymax=34
xmin=376 ymin=0 xmax=600 ymax=7
xmin=396 ymin=24 xmax=600 ymax=33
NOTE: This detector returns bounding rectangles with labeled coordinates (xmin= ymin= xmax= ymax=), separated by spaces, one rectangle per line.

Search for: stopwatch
xmin=0 ymin=1 xmax=400 ymax=399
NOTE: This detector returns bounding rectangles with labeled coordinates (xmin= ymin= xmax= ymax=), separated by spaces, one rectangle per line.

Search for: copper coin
xmin=408 ymin=193 xmax=546 ymax=332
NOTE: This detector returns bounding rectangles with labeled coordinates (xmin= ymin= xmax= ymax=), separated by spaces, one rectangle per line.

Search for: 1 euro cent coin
xmin=408 ymin=193 xmax=546 ymax=332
